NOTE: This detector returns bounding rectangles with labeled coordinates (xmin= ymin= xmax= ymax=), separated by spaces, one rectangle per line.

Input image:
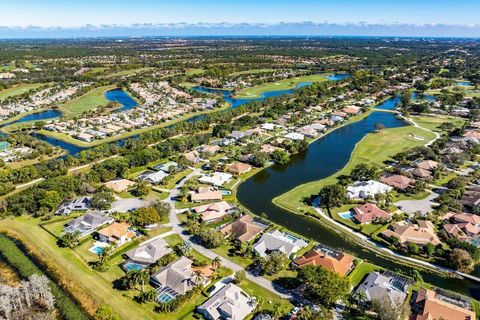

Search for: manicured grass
xmin=238 ymin=279 xmax=293 ymax=316
xmin=102 ymin=67 xmax=154 ymax=78
xmin=59 ymin=85 xmax=114 ymax=116
xmin=0 ymin=83 xmax=44 ymax=101
xmin=229 ymin=68 xmax=279 ymax=76
xmin=185 ymin=68 xmax=204 ymax=75
xmin=433 ymin=171 xmax=458 ymax=187
xmin=392 ymin=190 xmax=430 ymax=202
xmin=274 ymin=125 xmax=436 ymax=216
xmin=233 ymin=74 xmax=330 ymax=98
xmin=411 ymin=115 xmax=465 ymax=132
xmin=347 ymin=261 xmax=382 ymax=288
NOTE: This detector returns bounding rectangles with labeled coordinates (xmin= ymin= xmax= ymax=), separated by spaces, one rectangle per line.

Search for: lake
xmin=0 ymin=109 xmax=63 ymax=129
xmin=104 ymin=88 xmax=138 ymax=111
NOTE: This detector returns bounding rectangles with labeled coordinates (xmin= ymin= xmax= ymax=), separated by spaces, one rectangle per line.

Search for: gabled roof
xmin=253 ymin=230 xmax=307 ymax=258
xmin=380 ymin=174 xmax=414 ymax=190
xmin=293 ymin=249 xmax=354 ymax=276
xmin=220 ymin=215 xmax=266 ymax=243
xmin=198 ymin=283 xmax=255 ymax=320
xmin=352 ymin=203 xmax=391 ymax=224
xmin=125 ymin=238 xmax=172 ymax=264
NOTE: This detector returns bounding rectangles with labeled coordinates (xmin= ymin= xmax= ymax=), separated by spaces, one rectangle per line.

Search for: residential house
xmin=191 ymin=187 xmax=223 ymax=202
xmin=346 ymin=180 xmax=393 ymax=199
xmin=199 ymin=145 xmax=221 ymax=155
xmin=415 ymin=160 xmax=439 ymax=171
xmin=199 ymin=172 xmax=233 ymax=187
xmin=55 ymin=196 xmax=92 ymax=215
xmin=380 ymin=174 xmax=414 ymax=191
xmin=197 ymin=283 xmax=256 ymax=320
xmin=342 ymin=106 xmax=361 ymax=115
xmin=293 ymin=247 xmax=354 ymax=276
xmin=104 ymin=179 xmax=135 ymax=193
xmin=412 ymin=288 xmax=476 ymax=320
xmin=381 ymin=220 xmax=441 ymax=247
xmin=355 ymin=272 xmax=408 ymax=306
xmin=156 ymin=161 xmax=179 ymax=173
xmin=64 ymin=212 xmax=114 ymax=237
xmin=125 ymin=238 xmax=172 ymax=267
xmin=150 ymin=256 xmax=208 ymax=300
xmin=284 ymin=132 xmax=305 ymax=141
xmin=461 ymin=185 xmax=480 ymax=212
xmin=442 ymin=212 xmax=480 ymax=244
xmin=193 ymin=201 xmax=233 ymax=223
xmin=220 ymin=215 xmax=267 ymax=243
xmin=139 ymin=170 xmax=168 ymax=184
xmin=408 ymin=167 xmax=432 ymax=180
xmin=97 ymin=222 xmax=135 ymax=246
xmin=253 ymin=230 xmax=308 ymax=258
xmin=185 ymin=150 xmax=201 ymax=163
xmin=351 ymin=203 xmax=391 ymax=224
xmin=228 ymin=162 xmax=252 ymax=175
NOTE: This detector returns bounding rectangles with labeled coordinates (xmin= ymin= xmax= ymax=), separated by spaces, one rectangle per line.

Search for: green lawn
xmin=411 ymin=115 xmax=465 ymax=132
xmin=102 ymin=67 xmax=154 ymax=78
xmin=274 ymin=125 xmax=436 ymax=217
xmin=59 ymin=85 xmax=114 ymax=116
xmin=185 ymin=68 xmax=205 ymax=75
xmin=229 ymin=68 xmax=279 ymax=76
xmin=0 ymin=83 xmax=44 ymax=101
xmin=347 ymin=261 xmax=382 ymax=288
xmin=238 ymin=279 xmax=293 ymax=317
xmin=233 ymin=74 xmax=330 ymax=98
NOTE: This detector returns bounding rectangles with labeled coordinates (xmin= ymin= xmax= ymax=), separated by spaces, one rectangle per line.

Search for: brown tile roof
xmin=380 ymin=174 xmax=414 ymax=190
xmin=414 ymin=288 xmax=476 ymax=320
xmin=416 ymin=160 xmax=439 ymax=171
xmin=381 ymin=221 xmax=441 ymax=246
xmin=293 ymin=249 xmax=354 ymax=276
xmin=190 ymin=187 xmax=223 ymax=202
xmin=228 ymin=162 xmax=252 ymax=175
xmin=352 ymin=203 xmax=391 ymax=224
xmin=98 ymin=222 xmax=134 ymax=241
xmin=220 ymin=215 xmax=265 ymax=243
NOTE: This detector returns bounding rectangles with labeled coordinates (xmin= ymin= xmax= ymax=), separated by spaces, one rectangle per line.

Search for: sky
xmin=1 ymin=0 xmax=480 ymax=37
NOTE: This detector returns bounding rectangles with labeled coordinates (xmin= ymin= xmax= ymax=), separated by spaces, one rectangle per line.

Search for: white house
xmin=253 ymin=230 xmax=308 ymax=258
xmin=199 ymin=172 xmax=233 ymax=187
xmin=346 ymin=180 xmax=393 ymax=199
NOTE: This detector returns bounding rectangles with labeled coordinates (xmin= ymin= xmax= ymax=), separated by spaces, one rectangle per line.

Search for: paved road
xmin=164 ymin=168 xmax=291 ymax=299
xmin=394 ymin=190 xmax=440 ymax=216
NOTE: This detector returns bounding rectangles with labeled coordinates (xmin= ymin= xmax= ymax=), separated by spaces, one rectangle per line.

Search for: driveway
xmin=394 ymin=191 xmax=441 ymax=216
xmin=111 ymin=198 xmax=150 ymax=212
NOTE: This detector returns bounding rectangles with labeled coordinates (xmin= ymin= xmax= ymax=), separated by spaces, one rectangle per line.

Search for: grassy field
xmin=411 ymin=115 xmax=465 ymax=132
xmin=0 ymin=83 xmax=44 ymax=101
xmin=185 ymin=68 xmax=204 ymax=75
xmin=273 ymin=125 xmax=437 ymax=215
xmin=229 ymin=68 xmax=279 ymax=76
xmin=59 ymin=85 xmax=114 ymax=116
xmin=347 ymin=261 xmax=382 ymax=288
xmin=102 ymin=67 xmax=154 ymax=78
xmin=233 ymin=74 xmax=330 ymax=98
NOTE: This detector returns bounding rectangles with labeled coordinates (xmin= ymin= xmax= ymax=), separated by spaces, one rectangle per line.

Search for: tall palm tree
xmin=192 ymin=270 xmax=203 ymax=285
xmin=212 ymin=256 xmax=222 ymax=271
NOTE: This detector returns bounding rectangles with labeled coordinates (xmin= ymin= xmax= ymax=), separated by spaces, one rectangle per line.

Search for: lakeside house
xmin=379 ymin=174 xmax=414 ymax=191
xmin=55 ymin=196 xmax=92 ymax=215
xmin=351 ymin=203 xmax=391 ymax=224
xmin=197 ymin=283 xmax=256 ymax=320
xmin=125 ymin=238 xmax=172 ymax=267
xmin=412 ymin=288 xmax=476 ymax=320
xmin=190 ymin=186 xmax=223 ymax=202
xmin=97 ymin=222 xmax=135 ymax=246
xmin=346 ymin=180 xmax=392 ymax=199
xmin=228 ymin=162 xmax=252 ymax=175
xmin=442 ymin=212 xmax=480 ymax=244
xmin=150 ymin=256 xmax=208 ymax=300
xmin=199 ymin=172 xmax=233 ymax=187
xmin=253 ymin=230 xmax=308 ymax=258
xmin=64 ymin=212 xmax=114 ymax=237
xmin=381 ymin=220 xmax=441 ymax=247
xmin=355 ymin=272 xmax=408 ymax=307
xmin=104 ymin=179 xmax=136 ymax=193
xmin=193 ymin=201 xmax=233 ymax=223
xmin=220 ymin=215 xmax=267 ymax=243
xmin=293 ymin=247 xmax=354 ymax=276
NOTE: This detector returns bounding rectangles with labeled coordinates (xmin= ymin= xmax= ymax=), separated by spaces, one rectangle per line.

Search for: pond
xmin=104 ymin=88 xmax=138 ymax=111
xmin=0 ymin=109 xmax=63 ymax=129
xmin=236 ymin=97 xmax=480 ymax=297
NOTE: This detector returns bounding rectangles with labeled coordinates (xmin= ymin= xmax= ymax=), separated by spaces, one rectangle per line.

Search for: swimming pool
xmin=285 ymin=234 xmax=300 ymax=243
xmin=122 ymin=261 xmax=146 ymax=272
xmin=89 ymin=246 xmax=104 ymax=255
xmin=339 ymin=212 xmax=354 ymax=219
xmin=219 ymin=189 xmax=232 ymax=196
xmin=158 ymin=292 xmax=174 ymax=303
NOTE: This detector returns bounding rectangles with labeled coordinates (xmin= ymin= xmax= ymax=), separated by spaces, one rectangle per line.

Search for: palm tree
xmin=138 ymin=269 xmax=150 ymax=293
xmin=212 ymin=256 xmax=222 ymax=271
xmin=192 ymin=270 xmax=204 ymax=285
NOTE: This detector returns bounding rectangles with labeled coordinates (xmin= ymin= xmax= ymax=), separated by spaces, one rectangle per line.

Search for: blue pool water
xmin=158 ymin=293 xmax=174 ymax=303
xmin=122 ymin=261 xmax=146 ymax=271
xmin=104 ymin=88 xmax=138 ymax=112
xmin=339 ymin=212 xmax=354 ymax=219
xmin=90 ymin=246 xmax=104 ymax=255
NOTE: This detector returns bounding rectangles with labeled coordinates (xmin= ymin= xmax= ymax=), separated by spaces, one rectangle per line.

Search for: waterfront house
xmin=442 ymin=212 xmax=480 ymax=243
xmin=381 ymin=220 xmax=441 ymax=247
xmin=97 ymin=222 xmax=135 ymax=246
xmin=379 ymin=174 xmax=414 ymax=191
xmin=190 ymin=187 xmax=223 ymax=202
xmin=228 ymin=162 xmax=252 ymax=175
xmin=193 ymin=201 xmax=233 ymax=223
xmin=64 ymin=212 xmax=114 ymax=237
xmin=346 ymin=180 xmax=393 ymax=199
xmin=284 ymin=132 xmax=305 ymax=141
xmin=197 ymin=283 xmax=256 ymax=320
xmin=412 ymin=288 xmax=476 ymax=320
xmin=125 ymin=237 xmax=172 ymax=267
xmin=355 ymin=272 xmax=408 ymax=307
xmin=351 ymin=203 xmax=391 ymax=224
xmin=253 ymin=230 xmax=308 ymax=258
xmin=199 ymin=172 xmax=233 ymax=186
xmin=150 ymin=256 xmax=207 ymax=298
xmin=220 ymin=215 xmax=267 ymax=243
xmin=293 ymin=247 xmax=354 ymax=276
xmin=342 ymin=105 xmax=361 ymax=115
xmin=104 ymin=179 xmax=135 ymax=193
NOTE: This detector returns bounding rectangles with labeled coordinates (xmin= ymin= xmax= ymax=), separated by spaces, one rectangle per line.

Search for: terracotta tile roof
xmin=98 ymin=222 xmax=134 ymax=241
xmin=380 ymin=174 xmax=414 ymax=190
xmin=220 ymin=215 xmax=265 ymax=243
xmin=352 ymin=203 xmax=391 ymax=224
xmin=228 ymin=162 xmax=252 ymax=175
xmin=293 ymin=249 xmax=354 ymax=276
xmin=414 ymin=288 xmax=476 ymax=320
xmin=381 ymin=221 xmax=441 ymax=246
xmin=416 ymin=160 xmax=439 ymax=171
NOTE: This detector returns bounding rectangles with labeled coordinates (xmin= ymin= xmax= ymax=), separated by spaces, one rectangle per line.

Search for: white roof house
xmin=125 ymin=238 xmax=172 ymax=265
xmin=55 ymin=196 xmax=92 ymax=215
xmin=198 ymin=283 xmax=256 ymax=320
xmin=140 ymin=170 xmax=168 ymax=184
xmin=199 ymin=172 xmax=233 ymax=187
xmin=355 ymin=272 xmax=408 ymax=306
xmin=253 ymin=230 xmax=308 ymax=258
xmin=284 ymin=132 xmax=305 ymax=141
xmin=347 ymin=180 xmax=393 ymax=199
xmin=64 ymin=212 xmax=114 ymax=237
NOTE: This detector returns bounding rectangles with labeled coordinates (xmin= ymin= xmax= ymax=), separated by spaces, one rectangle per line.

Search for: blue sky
xmin=0 ymin=1 xmax=479 ymax=37
xmin=2 ymin=0 xmax=479 ymax=27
